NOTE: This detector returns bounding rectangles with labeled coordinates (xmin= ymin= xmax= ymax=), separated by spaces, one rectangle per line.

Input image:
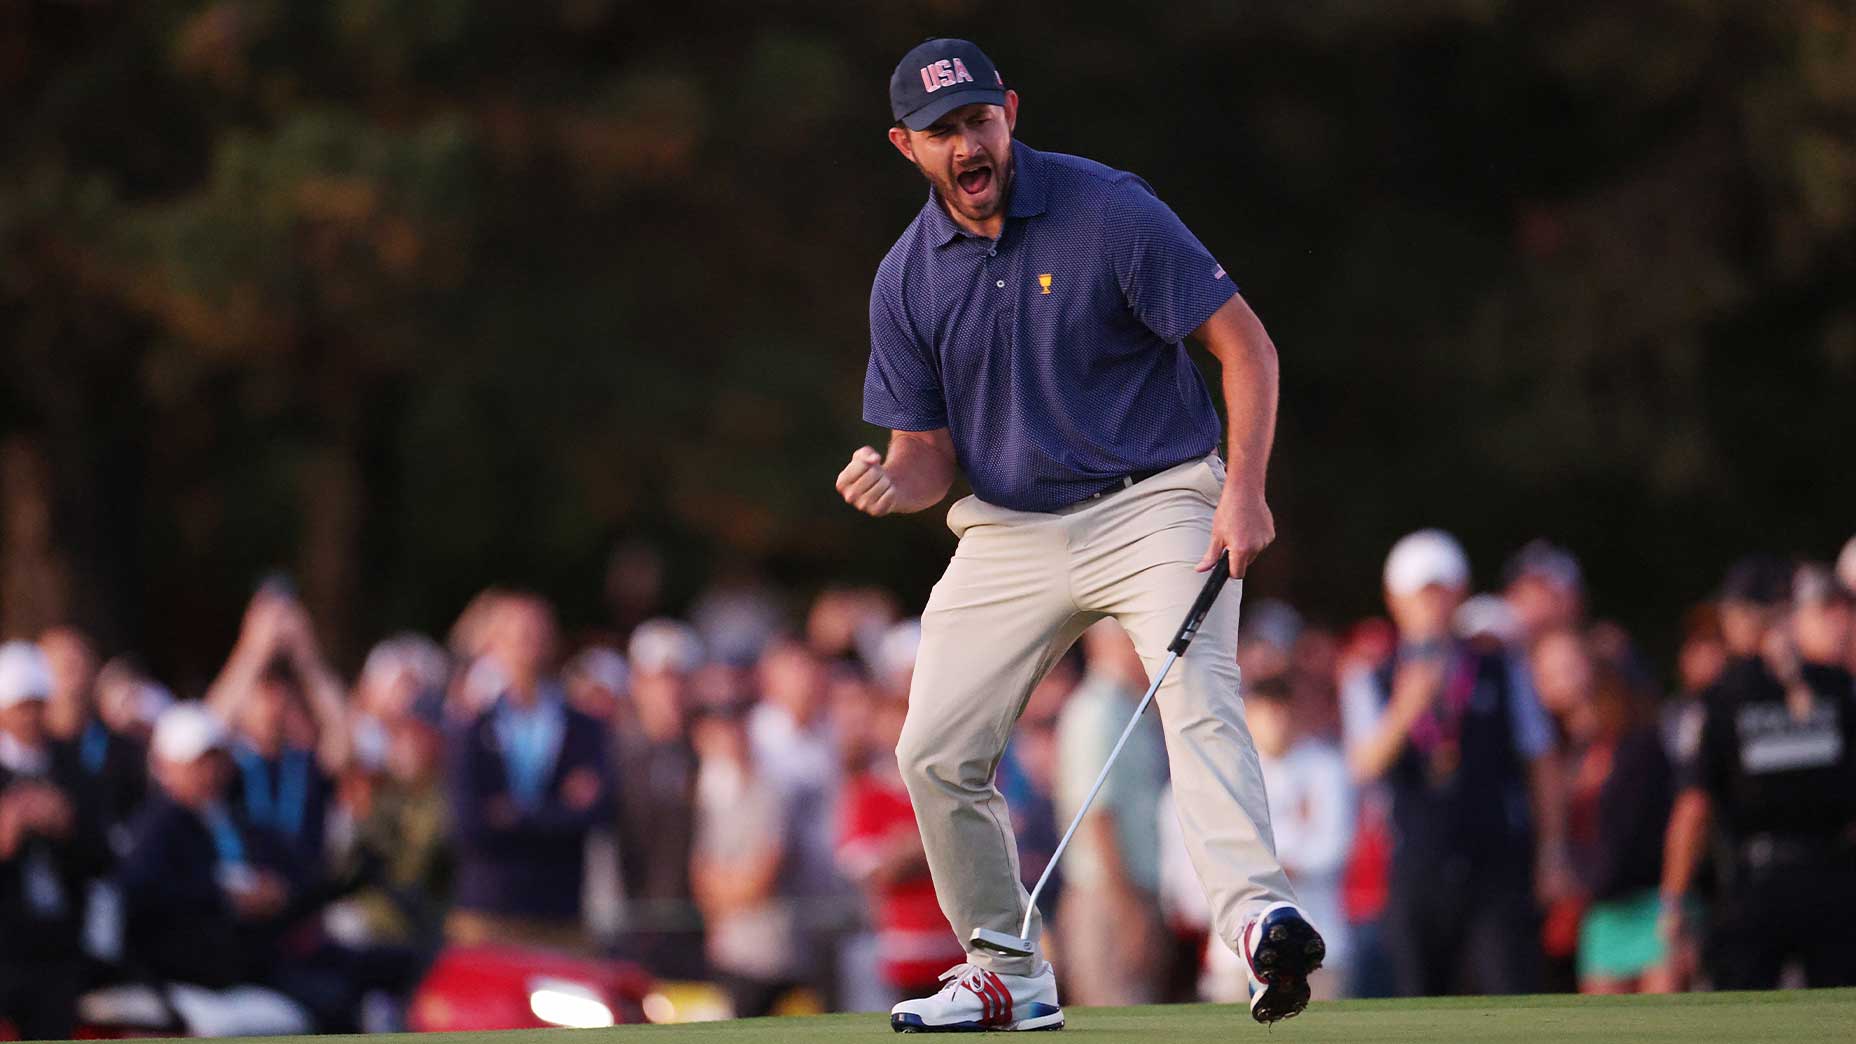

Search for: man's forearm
xmin=1214 ymin=301 xmax=1279 ymax=493
xmin=1661 ymin=789 xmax=1711 ymax=901
xmin=884 ymin=430 xmax=957 ymax=513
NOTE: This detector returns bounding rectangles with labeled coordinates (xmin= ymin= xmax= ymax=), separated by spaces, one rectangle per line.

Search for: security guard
xmin=1659 ymin=555 xmax=1856 ymax=987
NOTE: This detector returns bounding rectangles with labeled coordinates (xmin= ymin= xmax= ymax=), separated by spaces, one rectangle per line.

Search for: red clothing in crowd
xmin=839 ymin=771 xmax=964 ymax=991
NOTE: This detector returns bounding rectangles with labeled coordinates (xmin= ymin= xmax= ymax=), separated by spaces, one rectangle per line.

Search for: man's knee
xmin=896 ymin=723 xmax=990 ymax=796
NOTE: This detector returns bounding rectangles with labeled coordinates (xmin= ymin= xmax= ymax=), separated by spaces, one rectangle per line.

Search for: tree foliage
xmin=2 ymin=1 xmax=1851 ymax=681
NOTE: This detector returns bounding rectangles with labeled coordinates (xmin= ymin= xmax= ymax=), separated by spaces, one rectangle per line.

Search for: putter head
xmin=969 ymin=927 xmax=1036 ymax=959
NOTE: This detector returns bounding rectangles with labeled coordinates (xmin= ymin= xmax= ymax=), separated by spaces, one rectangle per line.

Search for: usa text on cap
xmin=890 ymin=39 xmax=1008 ymax=131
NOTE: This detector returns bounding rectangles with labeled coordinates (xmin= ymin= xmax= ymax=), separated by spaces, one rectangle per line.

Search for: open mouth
xmin=955 ymin=164 xmax=993 ymax=197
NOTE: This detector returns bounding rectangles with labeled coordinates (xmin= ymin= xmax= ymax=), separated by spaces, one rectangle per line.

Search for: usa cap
xmin=890 ymin=39 xmax=1007 ymax=131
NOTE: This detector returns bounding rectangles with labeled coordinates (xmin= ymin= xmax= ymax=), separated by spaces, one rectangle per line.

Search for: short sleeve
xmin=862 ymin=265 xmax=948 ymax=431
xmin=1104 ymin=179 xmax=1239 ymax=344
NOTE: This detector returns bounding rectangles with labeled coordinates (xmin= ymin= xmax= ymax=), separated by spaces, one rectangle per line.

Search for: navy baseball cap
xmin=890 ymin=38 xmax=1007 ymax=131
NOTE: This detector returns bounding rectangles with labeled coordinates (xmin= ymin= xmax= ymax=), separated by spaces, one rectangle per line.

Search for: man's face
xmin=889 ymin=95 xmax=1020 ymax=228
xmin=1387 ymin=584 xmax=1465 ymax=641
xmin=157 ymin=752 xmax=228 ymax=809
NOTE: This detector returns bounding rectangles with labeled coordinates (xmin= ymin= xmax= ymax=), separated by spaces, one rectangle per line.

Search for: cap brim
xmin=901 ymin=86 xmax=1008 ymax=131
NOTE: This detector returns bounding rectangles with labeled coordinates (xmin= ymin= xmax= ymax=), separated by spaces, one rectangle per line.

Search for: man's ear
xmin=1004 ymin=90 xmax=1019 ymax=134
xmin=888 ymin=126 xmax=916 ymax=164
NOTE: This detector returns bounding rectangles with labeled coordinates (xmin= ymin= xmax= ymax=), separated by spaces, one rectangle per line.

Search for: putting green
xmin=393 ymin=988 xmax=1853 ymax=1043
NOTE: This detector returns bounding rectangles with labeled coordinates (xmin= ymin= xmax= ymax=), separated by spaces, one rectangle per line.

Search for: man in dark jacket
xmin=1660 ymin=556 xmax=1856 ymax=988
xmin=447 ymin=594 xmax=614 ymax=951
xmin=119 ymin=703 xmax=309 ymax=996
xmin=1342 ymin=531 xmax=1569 ymax=997
xmin=0 ymin=641 xmax=112 ymax=1040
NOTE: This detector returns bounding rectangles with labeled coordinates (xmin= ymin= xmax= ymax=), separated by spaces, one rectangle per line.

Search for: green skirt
xmin=1577 ymin=889 xmax=1666 ymax=980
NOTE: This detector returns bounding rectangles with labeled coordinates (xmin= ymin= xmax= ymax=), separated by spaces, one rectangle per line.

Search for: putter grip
xmin=1168 ymin=552 xmax=1231 ymax=654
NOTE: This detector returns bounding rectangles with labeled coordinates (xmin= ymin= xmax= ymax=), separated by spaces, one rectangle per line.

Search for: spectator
xmin=447 ymin=594 xmax=612 ymax=952
xmin=326 ymin=690 xmax=453 ymax=950
xmin=1343 ymin=530 xmax=1568 ymax=996
xmin=36 ymin=627 xmax=97 ymax=746
xmin=1660 ymin=556 xmax=1856 ymax=989
xmin=748 ymin=638 xmax=849 ymax=996
xmin=806 ymin=586 xmax=900 ymax=666
xmin=690 ymin=697 xmax=803 ymax=1017
xmin=1503 ymin=540 xmax=1586 ymax=647
xmin=120 ymin=703 xmax=314 ymax=1036
xmin=837 ymin=677 xmax=963 ymax=1002
xmin=1791 ymin=562 xmax=1851 ymax=670
xmin=1529 ymin=625 xmax=1593 ymax=741
xmin=86 ymin=658 xmax=170 ymax=843
xmin=613 ymin=619 xmax=703 ymax=978
xmin=1240 ymin=662 xmax=1354 ymax=999
xmin=1663 ymin=605 xmax=1726 ymax=782
xmin=1566 ymin=662 xmax=1674 ymax=994
xmin=206 ymin=591 xmax=350 ymax=865
xmin=0 ymin=642 xmax=108 ymax=1040
xmin=1053 ymin=620 xmax=1167 ymax=1005
xmin=564 ymin=645 xmax=629 ymax=724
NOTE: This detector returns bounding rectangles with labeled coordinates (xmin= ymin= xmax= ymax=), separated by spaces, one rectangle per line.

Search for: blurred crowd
xmin=3 ymin=532 xmax=1855 ymax=1037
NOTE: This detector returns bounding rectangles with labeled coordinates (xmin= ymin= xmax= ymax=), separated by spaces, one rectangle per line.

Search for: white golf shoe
xmin=1241 ymin=901 xmax=1325 ymax=1024
xmin=890 ymin=961 xmax=1065 ymax=1033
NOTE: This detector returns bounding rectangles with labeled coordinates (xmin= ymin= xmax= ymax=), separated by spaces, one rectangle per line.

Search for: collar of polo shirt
xmin=925 ymin=142 xmax=1050 ymax=247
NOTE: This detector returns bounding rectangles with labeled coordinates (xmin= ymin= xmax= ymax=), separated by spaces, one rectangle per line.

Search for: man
xmin=1660 ymin=556 xmax=1856 ymax=988
xmin=120 ymin=702 xmax=313 ymax=1036
xmin=206 ymin=590 xmax=350 ymax=864
xmin=836 ymin=39 xmax=1320 ymax=1029
xmin=447 ymin=593 xmax=613 ymax=951
xmin=747 ymin=639 xmax=850 ymax=1005
xmin=1792 ymin=562 xmax=1852 ymax=670
xmin=612 ymin=619 xmax=703 ymax=978
xmin=1341 ymin=530 xmax=1567 ymax=996
xmin=1052 ymin=620 xmax=1169 ymax=1006
xmin=0 ymin=642 xmax=108 ymax=1040
xmin=1501 ymin=540 xmax=1585 ymax=649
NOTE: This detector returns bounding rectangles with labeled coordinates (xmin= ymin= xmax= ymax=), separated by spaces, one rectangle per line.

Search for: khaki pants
xmin=898 ymin=454 xmax=1295 ymax=977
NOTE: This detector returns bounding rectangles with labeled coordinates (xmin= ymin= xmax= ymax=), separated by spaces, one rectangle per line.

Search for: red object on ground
xmin=409 ymin=944 xmax=652 ymax=1031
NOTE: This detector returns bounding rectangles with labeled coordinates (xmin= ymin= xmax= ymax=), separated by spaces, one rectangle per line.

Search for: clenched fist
xmin=836 ymin=446 xmax=897 ymax=517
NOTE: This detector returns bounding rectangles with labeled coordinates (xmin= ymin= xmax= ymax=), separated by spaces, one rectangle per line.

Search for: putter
xmin=970 ymin=551 xmax=1236 ymax=960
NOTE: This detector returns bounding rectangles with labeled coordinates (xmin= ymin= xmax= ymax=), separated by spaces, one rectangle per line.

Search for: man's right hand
xmin=836 ymin=446 xmax=897 ymax=517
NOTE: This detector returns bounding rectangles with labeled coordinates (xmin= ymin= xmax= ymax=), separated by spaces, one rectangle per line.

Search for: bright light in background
xmin=527 ymin=978 xmax=615 ymax=1029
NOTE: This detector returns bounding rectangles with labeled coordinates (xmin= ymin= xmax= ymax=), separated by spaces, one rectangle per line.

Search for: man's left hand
xmin=1197 ymin=485 xmax=1274 ymax=577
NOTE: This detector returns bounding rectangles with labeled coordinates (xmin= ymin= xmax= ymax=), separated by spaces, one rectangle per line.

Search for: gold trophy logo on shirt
xmin=1038 ymin=273 xmax=1053 ymax=295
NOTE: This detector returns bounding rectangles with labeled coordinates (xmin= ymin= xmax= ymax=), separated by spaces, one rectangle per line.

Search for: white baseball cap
xmin=0 ymin=641 xmax=54 ymax=710
xmin=568 ymin=645 xmax=630 ymax=695
xmin=1384 ymin=529 xmax=1472 ymax=597
xmin=151 ymin=703 xmax=228 ymax=763
xmin=628 ymin=619 xmax=703 ymax=675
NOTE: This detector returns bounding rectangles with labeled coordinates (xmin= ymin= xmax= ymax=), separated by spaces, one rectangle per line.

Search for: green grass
xmin=121 ymin=990 xmax=1856 ymax=1044
xmin=590 ymin=990 xmax=1854 ymax=1042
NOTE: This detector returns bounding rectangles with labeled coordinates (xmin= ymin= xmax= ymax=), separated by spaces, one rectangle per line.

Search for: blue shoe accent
xmin=1022 ymin=1002 xmax=1062 ymax=1018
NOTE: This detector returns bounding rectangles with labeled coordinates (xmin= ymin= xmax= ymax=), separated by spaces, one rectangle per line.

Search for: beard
xmin=918 ymin=145 xmax=1016 ymax=226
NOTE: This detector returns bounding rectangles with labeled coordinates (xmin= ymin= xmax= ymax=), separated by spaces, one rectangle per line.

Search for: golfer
xmin=836 ymin=39 xmax=1323 ymax=1031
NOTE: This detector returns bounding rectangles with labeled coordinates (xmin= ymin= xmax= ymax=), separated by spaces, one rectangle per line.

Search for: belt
xmin=1078 ymin=465 xmax=1170 ymax=502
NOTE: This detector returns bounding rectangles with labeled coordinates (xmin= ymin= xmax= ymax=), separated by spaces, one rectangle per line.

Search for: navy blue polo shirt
xmin=863 ymin=142 xmax=1238 ymax=512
